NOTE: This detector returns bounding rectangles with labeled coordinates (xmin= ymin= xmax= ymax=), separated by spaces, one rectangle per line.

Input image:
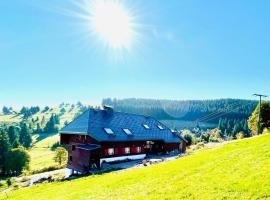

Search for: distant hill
xmin=102 ymin=98 xmax=258 ymax=122
xmin=4 ymin=133 xmax=270 ymax=199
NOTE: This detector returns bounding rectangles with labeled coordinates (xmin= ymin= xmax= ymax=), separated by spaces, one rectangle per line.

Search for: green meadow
xmin=2 ymin=134 xmax=270 ymax=200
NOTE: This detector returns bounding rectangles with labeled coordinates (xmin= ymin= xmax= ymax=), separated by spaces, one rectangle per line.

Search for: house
xmin=60 ymin=106 xmax=186 ymax=173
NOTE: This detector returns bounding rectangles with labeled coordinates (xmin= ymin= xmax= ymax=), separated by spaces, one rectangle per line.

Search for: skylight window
xmin=143 ymin=124 xmax=150 ymax=129
xmin=157 ymin=125 xmax=164 ymax=130
xmin=123 ymin=128 xmax=133 ymax=135
xmin=104 ymin=128 xmax=114 ymax=135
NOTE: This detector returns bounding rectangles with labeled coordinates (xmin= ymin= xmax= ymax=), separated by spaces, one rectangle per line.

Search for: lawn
xmin=2 ymin=134 xmax=270 ymax=200
xmin=29 ymin=133 xmax=60 ymax=171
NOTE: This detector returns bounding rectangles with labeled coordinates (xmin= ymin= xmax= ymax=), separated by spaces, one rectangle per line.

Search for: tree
xmin=19 ymin=123 xmax=32 ymax=148
xmin=5 ymin=146 xmax=30 ymax=175
xmin=181 ymin=129 xmax=195 ymax=146
xmin=42 ymin=106 xmax=50 ymax=113
xmin=0 ymin=129 xmax=10 ymax=174
xmin=54 ymin=147 xmax=67 ymax=166
xmin=35 ymin=123 xmax=43 ymax=133
xmin=2 ymin=106 xmax=10 ymax=115
xmin=248 ymin=101 xmax=270 ymax=135
xmin=8 ymin=126 xmax=20 ymax=148
xmin=44 ymin=114 xmax=59 ymax=133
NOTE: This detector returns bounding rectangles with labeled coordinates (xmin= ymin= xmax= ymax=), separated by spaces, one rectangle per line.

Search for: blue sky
xmin=1 ymin=0 xmax=270 ymax=108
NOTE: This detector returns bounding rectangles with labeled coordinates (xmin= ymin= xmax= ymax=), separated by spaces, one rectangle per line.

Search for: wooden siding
xmin=60 ymin=133 xmax=186 ymax=173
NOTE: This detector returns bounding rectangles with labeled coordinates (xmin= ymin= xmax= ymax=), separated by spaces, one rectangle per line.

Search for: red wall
xmin=60 ymin=133 xmax=185 ymax=172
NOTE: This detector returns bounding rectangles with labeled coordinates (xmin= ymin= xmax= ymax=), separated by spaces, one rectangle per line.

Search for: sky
xmin=1 ymin=0 xmax=270 ymax=108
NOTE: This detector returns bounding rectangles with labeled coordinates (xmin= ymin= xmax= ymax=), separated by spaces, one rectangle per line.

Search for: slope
xmin=2 ymin=134 xmax=270 ymax=200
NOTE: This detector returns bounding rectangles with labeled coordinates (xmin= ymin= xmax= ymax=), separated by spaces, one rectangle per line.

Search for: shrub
xmin=181 ymin=131 xmax=195 ymax=146
xmin=6 ymin=178 xmax=14 ymax=187
xmin=209 ymin=136 xmax=220 ymax=143
xmin=236 ymin=132 xmax=245 ymax=139
xmin=54 ymin=147 xmax=68 ymax=166
xmin=5 ymin=146 xmax=30 ymax=176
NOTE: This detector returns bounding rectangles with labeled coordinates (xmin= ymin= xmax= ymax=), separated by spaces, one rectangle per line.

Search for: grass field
xmin=2 ymin=134 xmax=270 ymax=200
xmin=29 ymin=133 xmax=60 ymax=171
xmin=0 ymin=104 xmax=80 ymax=171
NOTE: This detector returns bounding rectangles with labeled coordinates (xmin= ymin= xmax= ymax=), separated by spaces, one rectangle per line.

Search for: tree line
xmin=102 ymin=98 xmax=257 ymax=122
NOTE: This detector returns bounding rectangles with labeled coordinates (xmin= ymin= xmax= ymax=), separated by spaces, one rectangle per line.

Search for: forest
xmin=102 ymin=98 xmax=257 ymax=122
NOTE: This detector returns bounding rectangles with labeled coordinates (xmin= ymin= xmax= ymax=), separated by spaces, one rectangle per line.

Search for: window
xmin=72 ymin=145 xmax=76 ymax=151
xmin=157 ymin=125 xmax=164 ymax=130
xmin=108 ymin=148 xmax=114 ymax=156
xmin=137 ymin=147 xmax=141 ymax=153
xmin=143 ymin=124 xmax=150 ymax=129
xmin=125 ymin=147 xmax=130 ymax=154
xmin=123 ymin=128 xmax=132 ymax=135
xmin=69 ymin=156 xmax=73 ymax=162
xmin=104 ymin=128 xmax=114 ymax=134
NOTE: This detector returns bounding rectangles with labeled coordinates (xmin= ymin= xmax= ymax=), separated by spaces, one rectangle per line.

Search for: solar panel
xmin=104 ymin=128 xmax=114 ymax=134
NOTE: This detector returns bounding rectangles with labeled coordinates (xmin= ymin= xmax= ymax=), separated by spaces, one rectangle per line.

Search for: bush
xmin=5 ymin=146 xmax=30 ymax=176
xmin=6 ymin=178 xmax=14 ymax=187
xmin=236 ymin=132 xmax=245 ymax=139
xmin=209 ymin=136 xmax=220 ymax=143
xmin=181 ymin=131 xmax=195 ymax=146
xmin=0 ymin=180 xmax=6 ymax=187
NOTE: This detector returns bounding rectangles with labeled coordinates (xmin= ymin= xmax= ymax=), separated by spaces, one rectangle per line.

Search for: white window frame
xmin=143 ymin=124 xmax=150 ymax=129
xmin=136 ymin=146 xmax=141 ymax=153
xmin=125 ymin=147 xmax=130 ymax=154
xmin=108 ymin=148 xmax=114 ymax=156
xmin=123 ymin=128 xmax=132 ymax=135
xmin=104 ymin=128 xmax=114 ymax=134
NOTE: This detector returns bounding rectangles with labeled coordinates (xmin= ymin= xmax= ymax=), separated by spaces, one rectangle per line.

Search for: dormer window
xmin=143 ymin=124 xmax=150 ymax=129
xmin=157 ymin=125 xmax=164 ymax=130
xmin=104 ymin=128 xmax=114 ymax=135
xmin=123 ymin=128 xmax=133 ymax=135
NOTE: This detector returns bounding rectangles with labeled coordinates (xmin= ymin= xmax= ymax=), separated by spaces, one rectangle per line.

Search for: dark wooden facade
xmin=61 ymin=133 xmax=186 ymax=173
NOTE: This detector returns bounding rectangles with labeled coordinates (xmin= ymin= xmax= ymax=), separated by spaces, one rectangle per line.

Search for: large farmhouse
xmin=60 ymin=106 xmax=186 ymax=173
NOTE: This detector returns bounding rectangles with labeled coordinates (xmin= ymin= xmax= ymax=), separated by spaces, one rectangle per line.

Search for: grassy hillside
xmin=29 ymin=133 xmax=60 ymax=171
xmin=2 ymin=134 xmax=270 ymax=200
xmin=0 ymin=104 xmax=81 ymax=171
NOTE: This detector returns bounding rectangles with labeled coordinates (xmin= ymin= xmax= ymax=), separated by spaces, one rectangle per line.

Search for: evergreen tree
xmin=19 ymin=123 xmax=32 ymax=148
xmin=44 ymin=114 xmax=59 ymax=133
xmin=8 ymin=126 xmax=20 ymax=148
xmin=35 ymin=123 xmax=43 ymax=133
xmin=0 ymin=129 xmax=10 ymax=174
xmin=2 ymin=106 xmax=10 ymax=115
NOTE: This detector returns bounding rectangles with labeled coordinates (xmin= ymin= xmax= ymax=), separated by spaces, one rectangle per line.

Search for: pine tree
xmin=35 ymin=123 xmax=43 ymax=133
xmin=8 ymin=126 xmax=20 ymax=148
xmin=19 ymin=123 xmax=32 ymax=149
xmin=44 ymin=114 xmax=59 ymax=133
xmin=2 ymin=106 xmax=10 ymax=115
xmin=0 ymin=129 xmax=10 ymax=174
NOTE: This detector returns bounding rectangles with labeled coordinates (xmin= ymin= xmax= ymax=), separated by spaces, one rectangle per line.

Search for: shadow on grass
xmin=33 ymin=132 xmax=58 ymax=144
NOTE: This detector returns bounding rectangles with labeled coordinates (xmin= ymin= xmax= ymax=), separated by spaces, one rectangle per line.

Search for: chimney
xmin=103 ymin=105 xmax=114 ymax=115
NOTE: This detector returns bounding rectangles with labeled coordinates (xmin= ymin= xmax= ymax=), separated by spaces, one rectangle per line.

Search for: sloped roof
xmin=60 ymin=109 xmax=182 ymax=143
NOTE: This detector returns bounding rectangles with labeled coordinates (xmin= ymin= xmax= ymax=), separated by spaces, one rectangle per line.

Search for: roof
xmin=60 ymin=108 xmax=182 ymax=143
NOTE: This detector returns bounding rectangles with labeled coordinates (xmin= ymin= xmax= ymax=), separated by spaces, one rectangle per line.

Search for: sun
xmin=90 ymin=0 xmax=134 ymax=49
